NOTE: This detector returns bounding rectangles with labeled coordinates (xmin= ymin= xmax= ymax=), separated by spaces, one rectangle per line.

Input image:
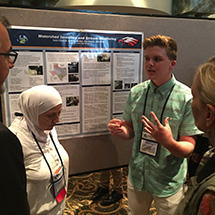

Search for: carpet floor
xmin=64 ymin=167 xmax=157 ymax=215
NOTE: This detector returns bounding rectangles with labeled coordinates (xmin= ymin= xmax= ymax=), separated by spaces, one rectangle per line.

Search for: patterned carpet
xmin=64 ymin=167 xmax=157 ymax=215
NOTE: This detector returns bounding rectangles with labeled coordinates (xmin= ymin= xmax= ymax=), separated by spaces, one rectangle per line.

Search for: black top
xmin=0 ymin=122 xmax=30 ymax=214
xmin=197 ymin=153 xmax=215 ymax=183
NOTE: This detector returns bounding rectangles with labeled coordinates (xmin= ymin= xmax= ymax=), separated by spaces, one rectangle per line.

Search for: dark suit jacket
xmin=0 ymin=122 xmax=29 ymax=214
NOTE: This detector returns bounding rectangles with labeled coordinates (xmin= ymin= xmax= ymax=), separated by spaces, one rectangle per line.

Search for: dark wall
xmin=1 ymin=6 xmax=214 ymax=175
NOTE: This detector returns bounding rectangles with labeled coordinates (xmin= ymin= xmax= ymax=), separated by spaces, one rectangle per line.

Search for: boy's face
xmin=144 ymin=46 xmax=176 ymax=86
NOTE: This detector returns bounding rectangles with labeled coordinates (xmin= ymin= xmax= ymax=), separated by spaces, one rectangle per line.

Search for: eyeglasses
xmin=0 ymin=50 xmax=18 ymax=64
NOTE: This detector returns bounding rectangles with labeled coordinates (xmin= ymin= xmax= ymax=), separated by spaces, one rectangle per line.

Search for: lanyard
xmin=31 ymin=132 xmax=65 ymax=196
xmin=143 ymin=84 xmax=175 ymax=124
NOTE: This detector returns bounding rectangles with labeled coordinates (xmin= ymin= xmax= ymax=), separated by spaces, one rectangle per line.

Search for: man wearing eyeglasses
xmin=0 ymin=15 xmax=30 ymax=214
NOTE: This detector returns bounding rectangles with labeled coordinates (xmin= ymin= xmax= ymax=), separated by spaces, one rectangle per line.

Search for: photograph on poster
xmin=68 ymin=62 xmax=79 ymax=73
xmin=28 ymin=65 xmax=43 ymax=75
xmin=66 ymin=96 xmax=79 ymax=107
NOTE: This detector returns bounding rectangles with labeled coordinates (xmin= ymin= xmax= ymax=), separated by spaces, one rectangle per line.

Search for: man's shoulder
xmin=174 ymin=80 xmax=191 ymax=90
xmin=131 ymin=80 xmax=149 ymax=92
xmin=0 ymin=122 xmax=7 ymax=129
xmin=173 ymin=80 xmax=192 ymax=97
xmin=0 ymin=122 xmax=12 ymax=135
xmin=0 ymin=122 xmax=20 ymax=146
xmin=128 ymin=81 xmax=149 ymax=101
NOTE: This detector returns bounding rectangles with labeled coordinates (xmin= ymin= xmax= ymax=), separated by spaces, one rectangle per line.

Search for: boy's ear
xmin=170 ymin=60 xmax=176 ymax=69
xmin=206 ymin=104 xmax=215 ymax=127
xmin=172 ymin=60 xmax=176 ymax=66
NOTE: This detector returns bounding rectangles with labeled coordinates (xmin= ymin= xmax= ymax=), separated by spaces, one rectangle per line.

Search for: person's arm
xmin=142 ymin=111 xmax=196 ymax=158
xmin=107 ymin=119 xmax=134 ymax=140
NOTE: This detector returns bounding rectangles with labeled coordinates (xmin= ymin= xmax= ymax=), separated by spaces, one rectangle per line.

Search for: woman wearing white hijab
xmin=9 ymin=85 xmax=69 ymax=215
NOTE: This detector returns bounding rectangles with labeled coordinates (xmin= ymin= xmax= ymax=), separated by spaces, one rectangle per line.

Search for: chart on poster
xmin=5 ymin=26 xmax=143 ymax=139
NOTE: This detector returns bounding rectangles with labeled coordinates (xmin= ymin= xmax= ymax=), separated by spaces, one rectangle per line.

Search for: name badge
xmin=140 ymin=131 xmax=158 ymax=156
xmin=52 ymin=166 xmax=66 ymax=203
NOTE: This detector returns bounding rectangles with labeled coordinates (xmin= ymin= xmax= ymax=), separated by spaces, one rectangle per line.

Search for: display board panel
xmin=1 ymin=7 xmax=215 ymax=175
xmin=5 ymin=26 xmax=143 ymax=141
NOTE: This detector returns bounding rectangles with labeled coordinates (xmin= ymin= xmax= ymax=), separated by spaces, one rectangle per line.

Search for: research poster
xmin=5 ymin=26 xmax=143 ymax=139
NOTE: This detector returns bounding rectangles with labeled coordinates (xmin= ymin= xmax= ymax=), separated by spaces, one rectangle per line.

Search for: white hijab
xmin=19 ymin=85 xmax=62 ymax=143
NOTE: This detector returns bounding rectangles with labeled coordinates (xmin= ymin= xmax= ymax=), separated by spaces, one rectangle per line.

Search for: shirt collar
xmin=149 ymin=74 xmax=176 ymax=97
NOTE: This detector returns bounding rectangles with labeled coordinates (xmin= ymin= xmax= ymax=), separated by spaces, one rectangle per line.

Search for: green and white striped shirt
xmin=123 ymin=75 xmax=202 ymax=197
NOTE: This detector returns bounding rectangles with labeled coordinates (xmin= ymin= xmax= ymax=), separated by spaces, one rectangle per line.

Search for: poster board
xmin=5 ymin=27 xmax=143 ymax=141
